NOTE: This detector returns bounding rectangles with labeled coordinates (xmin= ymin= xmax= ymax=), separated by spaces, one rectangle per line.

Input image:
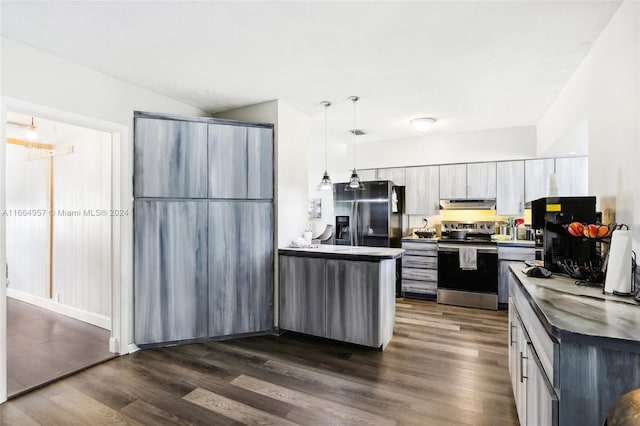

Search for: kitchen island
xmin=508 ymin=265 xmax=640 ymax=425
xmin=278 ymin=245 xmax=404 ymax=350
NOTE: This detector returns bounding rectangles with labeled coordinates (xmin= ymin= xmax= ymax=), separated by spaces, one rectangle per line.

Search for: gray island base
xmin=508 ymin=265 xmax=640 ymax=425
xmin=278 ymin=245 xmax=404 ymax=350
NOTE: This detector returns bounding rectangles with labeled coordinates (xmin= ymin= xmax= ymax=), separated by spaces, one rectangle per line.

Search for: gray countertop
xmin=402 ymin=236 xmax=535 ymax=248
xmin=510 ymin=265 xmax=640 ymax=348
xmin=402 ymin=237 xmax=438 ymax=243
xmin=497 ymin=240 xmax=536 ymax=248
xmin=279 ymin=244 xmax=405 ymax=261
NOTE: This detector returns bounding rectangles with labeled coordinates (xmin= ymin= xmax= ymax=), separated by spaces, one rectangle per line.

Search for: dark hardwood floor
xmin=6 ymin=298 xmax=116 ymax=397
xmin=1 ymin=299 xmax=519 ymax=425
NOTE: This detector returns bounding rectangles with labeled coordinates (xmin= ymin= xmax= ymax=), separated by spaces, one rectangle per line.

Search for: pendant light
xmin=348 ymin=96 xmax=362 ymax=189
xmin=25 ymin=117 xmax=39 ymax=149
xmin=316 ymin=101 xmax=333 ymax=191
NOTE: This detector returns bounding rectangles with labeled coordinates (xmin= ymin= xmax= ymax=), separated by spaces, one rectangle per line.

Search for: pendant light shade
xmin=316 ymin=101 xmax=333 ymax=191
xmin=348 ymin=96 xmax=363 ymax=190
xmin=25 ymin=117 xmax=39 ymax=149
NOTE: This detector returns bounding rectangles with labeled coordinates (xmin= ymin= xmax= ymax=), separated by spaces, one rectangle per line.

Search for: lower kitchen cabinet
xmin=279 ymin=253 xmax=396 ymax=349
xmin=134 ymin=200 xmax=273 ymax=346
xmin=498 ymin=244 xmax=535 ymax=306
xmin=526 ymin=346 xmax=559 ymax=426
xmin=279 ymin=256 xmax=326 ymax=336
xmin=509 ymin=297 xmax=559 ymax=426
xmin=208 ymin=201 xmax=273 ymax=336
xmin=325 ymin=259 xmax=379 ymax=346
xmin=134 ymin=200 xmax=209 ymax=345
xmin=401 ymin=240 xmax=438 ymax=298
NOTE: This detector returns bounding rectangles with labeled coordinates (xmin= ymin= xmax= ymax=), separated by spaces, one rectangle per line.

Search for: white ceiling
xmin=0 ymin=1 xmax=621 ymax=145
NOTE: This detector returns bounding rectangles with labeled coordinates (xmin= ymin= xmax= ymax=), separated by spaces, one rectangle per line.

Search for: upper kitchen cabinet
xmin=555 ymin=157 xmax=588 ymax=197
xmin=208 ymin=124 xmax=248 ymax=199
xmin=357 ymin=169 xmax=377 ymax=181
xmin=247 ymin=127 xmax=274 ymax=199
xmin=134 ymin=117 xmax=208 ymax=198
xmin=405 ymin=166 xmax=439 ymax=215
xmin=377 ymin=167 xmax=406 ymax=186
xmin=497 ymin=161 xmax=525 ymax=215
xmin=467 ymin=162 xmax=497 ymax=198
xmin=208 ymin=124 xmax=274 ymax=200
xmin=525 ymin=158 xmax=555 ymax=202
xmin=439 ymin=164 xmax=467 ymax=199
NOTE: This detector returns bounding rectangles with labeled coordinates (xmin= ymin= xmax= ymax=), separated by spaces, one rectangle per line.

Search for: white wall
xmin=349 ymin=125 xmax=536 ymax=170
xmin=537 ymin=0 xmax=640 ymax=253
xmin=275 ymin=102 xmax=310 ymax=246
xmin=6 ymin=145 xmax=49 ymax=297
xmin=0 ymin=37 xmax=208 ymax=369
xmin=53 ymin=128 xmax=112 ymax=318
xmin=0 ymin=106 xmax=7 ymax=404
xmin=6 ymin=127 xmax=112 ymax=324
xmin=308 ymin=125 xmax=537 ymax=235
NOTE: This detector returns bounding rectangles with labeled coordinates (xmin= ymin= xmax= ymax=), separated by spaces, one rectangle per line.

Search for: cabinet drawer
xmin=402 ymin=279 xmax=436 ymax=295
xmin=404 ymin=249 xmax=437 ymax=257
xmin=402 ymin=241 xmax=438 ymax=255
xmin=402 ymin=268 xmax=437 ymax=282
xmin=510 ymin=274 xmax=557 ymax=383
xmin=403 ymin=255 xmax=437 ymax=269
xmin=498 ymin=246 xmax=535 ymax=261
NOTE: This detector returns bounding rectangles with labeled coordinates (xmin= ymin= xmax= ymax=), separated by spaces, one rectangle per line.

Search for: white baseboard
xmin=7 ymin=288 xmax=111 ymax=331
xmin=127 ymin=343 xmax=139 ymax=354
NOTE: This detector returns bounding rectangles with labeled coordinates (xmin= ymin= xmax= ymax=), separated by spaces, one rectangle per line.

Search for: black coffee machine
xmin=531 ymin=196 xmax=599 ymax=273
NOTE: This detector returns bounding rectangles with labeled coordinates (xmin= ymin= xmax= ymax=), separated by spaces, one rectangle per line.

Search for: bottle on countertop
xmin=303 ymin=224 xmax=313 ymax=243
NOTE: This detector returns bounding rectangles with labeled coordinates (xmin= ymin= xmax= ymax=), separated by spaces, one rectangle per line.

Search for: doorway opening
xmin=5 ymin=112 xmax=116 ymax=397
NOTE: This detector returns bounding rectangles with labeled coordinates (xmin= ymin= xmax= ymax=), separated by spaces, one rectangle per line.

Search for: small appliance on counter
xmin=604 ymin=228 xmax=634 ymax=295
xmin=531 ymin=196 xmax=599 ymax=273
xmin=414 ymin=218 xmax=436 ymax=238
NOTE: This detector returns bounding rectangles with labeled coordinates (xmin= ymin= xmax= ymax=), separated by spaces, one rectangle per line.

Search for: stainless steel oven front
xmin=437 ymin=243 xmax=499 ymax=310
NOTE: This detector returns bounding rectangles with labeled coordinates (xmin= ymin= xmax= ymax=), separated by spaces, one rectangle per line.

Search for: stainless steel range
xmin=437 ymin=221 xmax=498 ymax=310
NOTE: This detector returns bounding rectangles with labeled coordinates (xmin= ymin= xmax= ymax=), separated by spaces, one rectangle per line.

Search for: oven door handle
xmin=437 ymin=244 xmax=497 ymax=254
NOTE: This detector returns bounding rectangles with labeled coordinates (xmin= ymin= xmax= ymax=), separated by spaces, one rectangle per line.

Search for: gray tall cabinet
xmin=134 ymin=112 xmax=274 ymax=346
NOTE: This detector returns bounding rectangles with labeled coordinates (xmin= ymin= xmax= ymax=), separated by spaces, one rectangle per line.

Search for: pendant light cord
xmin=324 ymin=103 xmax=328 ymax=171
xmin=352 ymin=97 xmax=357 ymax=169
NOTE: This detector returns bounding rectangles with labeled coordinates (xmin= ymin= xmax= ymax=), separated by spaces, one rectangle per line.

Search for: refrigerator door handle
xmin=350 ymin=201 xmax=356 ymax=246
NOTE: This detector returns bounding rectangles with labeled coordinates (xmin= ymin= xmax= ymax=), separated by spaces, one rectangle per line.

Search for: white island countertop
xmin=279 ymin=244 xmax=405 ymax=261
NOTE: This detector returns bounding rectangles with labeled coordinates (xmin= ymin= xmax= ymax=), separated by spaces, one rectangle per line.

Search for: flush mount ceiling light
xmin=411 ymin=117 xmax=437 ymax=132
xmin=316 ymin=101 xmax=333 ymax=191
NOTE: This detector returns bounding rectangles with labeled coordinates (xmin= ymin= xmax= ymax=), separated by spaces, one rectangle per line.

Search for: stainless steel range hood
xmin=439 ymin=199 xmax=496 ymax=210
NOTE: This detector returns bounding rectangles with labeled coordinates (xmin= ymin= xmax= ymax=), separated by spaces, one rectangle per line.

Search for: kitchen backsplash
xmin=407 ymin=209 xmax=533 ymax=236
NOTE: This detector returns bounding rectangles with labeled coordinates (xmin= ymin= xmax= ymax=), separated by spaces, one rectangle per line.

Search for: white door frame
xmin=0 ymin=97 xmax=134 ymax=404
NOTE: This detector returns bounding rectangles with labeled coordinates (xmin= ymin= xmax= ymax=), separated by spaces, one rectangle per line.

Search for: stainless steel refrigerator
xmin=333 ymin=180 xmax=405 ymax=248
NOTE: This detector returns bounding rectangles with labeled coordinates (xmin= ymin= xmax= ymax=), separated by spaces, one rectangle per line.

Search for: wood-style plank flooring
xmin=7 ymin=298 xmax=116 ymax=397
xmin=1 ymin=299 xmax=519 ymax=425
